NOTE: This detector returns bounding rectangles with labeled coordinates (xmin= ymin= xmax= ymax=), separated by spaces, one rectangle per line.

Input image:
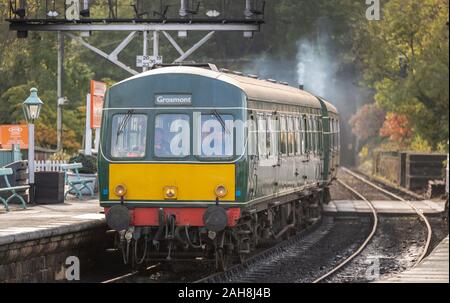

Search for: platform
xmin=323 ymin=200 xmax=445 ymax=215
xmin=381 ymin=236 xmax=449 ymax=283
xmin=0 ymin=197 xmax=106 ymax=282
xmin=0 ymin=197 xmax=104 ymax=246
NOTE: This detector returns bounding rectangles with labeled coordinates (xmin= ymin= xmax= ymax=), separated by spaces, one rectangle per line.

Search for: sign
xmin=155 ymin=94 xmax=192 ymax=106
xmin=0 ymin=125 xmax=29 ymax=149
xmin=136 ymin=55 xmax=163 ymax=68
xmin=90 ymin=80 xmax=107 ymax=129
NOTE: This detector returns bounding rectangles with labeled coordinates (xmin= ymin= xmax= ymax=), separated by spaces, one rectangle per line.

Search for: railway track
xmin=101 ymin=264 xmax=161 ymax=283
xmin=312 ymin=177 xmax=378 ymax=283
xmin=100 ymin=167 xmax=433 ymax=283
xmin=196 ymin=167 xmax=433 ymax=283
xmin=196 ymin=217 xmax=335 ymax=283
xmin=339 ymin=167 xmax=432 ymax=267
xmin=311 ymin=167 xmax=432 ymax=282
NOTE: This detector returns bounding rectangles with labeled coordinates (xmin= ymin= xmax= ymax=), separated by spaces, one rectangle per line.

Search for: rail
xmin=340 ymin=167 xmax=432 ymax=266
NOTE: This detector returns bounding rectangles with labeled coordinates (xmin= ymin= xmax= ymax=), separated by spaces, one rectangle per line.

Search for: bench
xmin=0 ymin=167 xmax=29 ymax=211
xmin=60 ymin=163 xmax=96 ymax=200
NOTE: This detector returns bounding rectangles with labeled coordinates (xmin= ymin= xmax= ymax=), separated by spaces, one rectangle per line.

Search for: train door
xmin=330 ymin=117 xmax=338 ymax=178
xmin=286 ymin=116 xmax=297 ymax=189
xmin=248 ymin=113 xmax=258 ymax=199
xmin=268 ymin=113 xmax=280 ymax=194
xmin=278 ymin=115 xmax=289 ymax=191
xmin=316 ymin=116 xmax=324 ymax=183
xmin=307 ymin=115 xmax=317 ymax=184
xmin=294 ymin=116 xmax=304 ymax=188
xmin=255 ymin=113 xmax=277 ymax=197
xmin=300 ymin=114 xmax=309 ymax=186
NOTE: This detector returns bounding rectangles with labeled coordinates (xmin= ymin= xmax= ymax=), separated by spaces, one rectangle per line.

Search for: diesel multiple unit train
xmin=99 ymin=65 xmax=340 ymax=269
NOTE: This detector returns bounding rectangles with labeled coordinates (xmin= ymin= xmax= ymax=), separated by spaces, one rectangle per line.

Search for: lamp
xmin=22 ymin=88 xmax=43 ymax=123
xmin=22 ymin=87 xmax=43 ymax=204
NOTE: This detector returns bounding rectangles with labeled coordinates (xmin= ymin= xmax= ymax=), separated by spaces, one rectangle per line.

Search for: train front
xmin=98 ymin=67 xmax=248 ymax=265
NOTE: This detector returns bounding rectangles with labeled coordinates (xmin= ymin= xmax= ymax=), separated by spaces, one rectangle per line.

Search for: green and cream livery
xmin=98 ymin=65 xmax=340 ymax=268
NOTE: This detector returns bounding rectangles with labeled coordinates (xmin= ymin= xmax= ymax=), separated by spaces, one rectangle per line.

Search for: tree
xmin=349 ymin=103 xmax=385 ymax=141
xmin=380 ymin=112 xmax=413 ymax=148
xmin=354 ymin=0 xmax=449 ymax=150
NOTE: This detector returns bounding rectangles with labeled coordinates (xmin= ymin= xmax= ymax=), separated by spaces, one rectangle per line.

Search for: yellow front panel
xmin=109 ymin=164 xmax=235 ymax=201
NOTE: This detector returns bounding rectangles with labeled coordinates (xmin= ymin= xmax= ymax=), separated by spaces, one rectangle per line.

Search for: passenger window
xmin=294 ymin=117 xmax=301 ymax=155
xmin=155 ymin=114 xmax=190 ymax=157
xmin=308 ymin=116 xmax=314 ymax=153
xmin=300 ymin=117 xmax=306 ymax=154
xmin=287 ymin=116 xmax=295 ymax=155
xmin=330 ymin=118 xmax=335 ymax=149
xmin=313 ymin=116 xmax=318 ymax=153
xmin=311 ymin=116 xmax=316 ymax=153
xmin=257 ymin=114 xmax=268 ymax=158
xmin=317 ymin=118 xmax=322 ymax=152
xmin=303 ymin=116 xmax=309 ymax=153
xmin=111 ymin=114 xmax=147 ymax=158
xmin=337 ymin=120 xmax=340 ymax=148
xmin=268 ymin=114 xmax=279 ymax=158
xmin=280 ymin=116 xmax=288 ymax=155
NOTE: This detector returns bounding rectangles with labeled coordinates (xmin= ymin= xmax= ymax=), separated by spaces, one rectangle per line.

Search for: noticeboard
xmin=0 ymin=124 xmax=29 ymax=149
xmin=90 ymin=80 xmax=107 ymax=129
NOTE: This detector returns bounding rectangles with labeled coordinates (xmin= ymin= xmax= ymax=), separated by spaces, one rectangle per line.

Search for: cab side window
xmin=248 ymin=115 xmax=257 ymax=156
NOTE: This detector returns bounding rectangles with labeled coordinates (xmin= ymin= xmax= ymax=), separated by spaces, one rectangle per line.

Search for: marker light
xmin=164 ymin=186 xmax=178 ymax=200
xmin=114 ymin=184 xmax=127 ymax=197
xmin=215 ymin=185 xmax=228 ymax=198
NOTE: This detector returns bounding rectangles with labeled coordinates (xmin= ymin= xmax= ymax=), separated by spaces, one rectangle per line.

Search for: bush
xmin=49 ymin=150 xmax=71 ymax=161
xmin=69 ymin=153 xmax=97 ymax=174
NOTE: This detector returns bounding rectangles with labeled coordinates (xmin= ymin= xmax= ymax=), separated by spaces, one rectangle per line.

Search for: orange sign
xmin=90 ymin=80 xmax=107 ymax=129
xmin=0 ymin=125 xmax=29 ymax=149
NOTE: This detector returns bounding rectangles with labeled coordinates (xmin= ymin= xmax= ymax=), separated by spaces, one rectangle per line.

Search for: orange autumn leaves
xmin=379 ymin=113 xmax=413 ymax=145
xmin=350 ymin=104 xmax=413 ymax=147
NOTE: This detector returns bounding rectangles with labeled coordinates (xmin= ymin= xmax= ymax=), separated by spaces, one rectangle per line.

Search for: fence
xmin=34 ymin=160 xmax=68 ymax=172
xmin=374 ymin=151 xmax=447 ymax=191
xmin=0 ymin=146 xmax=22 ymax=167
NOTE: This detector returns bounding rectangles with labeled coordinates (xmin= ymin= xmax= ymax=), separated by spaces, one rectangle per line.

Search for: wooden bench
xmin=60 ymin=163 xmax=96 ymax=200
xmin=0 ymin=167 xmax=29 ymax=211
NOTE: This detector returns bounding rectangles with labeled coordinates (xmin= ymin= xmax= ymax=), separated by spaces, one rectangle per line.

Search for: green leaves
xmin=355 ymin=0 xmax=449 ymax=150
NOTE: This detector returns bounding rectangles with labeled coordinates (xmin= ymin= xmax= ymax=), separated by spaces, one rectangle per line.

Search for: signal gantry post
xmin=7 ymin=0 xmax=265 ymax=150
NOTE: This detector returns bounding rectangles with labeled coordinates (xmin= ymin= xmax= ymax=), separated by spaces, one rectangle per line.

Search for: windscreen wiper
xmin=116 ymin=110 xmax=135 ymax=141
xmin=211 ymin=110 xmax=231 ymax=135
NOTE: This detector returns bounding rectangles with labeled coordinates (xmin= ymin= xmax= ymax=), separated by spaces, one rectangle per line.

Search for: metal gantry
xmin=6 ymin=0 xmax=265 ymax=151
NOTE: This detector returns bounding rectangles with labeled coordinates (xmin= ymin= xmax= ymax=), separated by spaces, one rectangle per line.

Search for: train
xmin=98 ymin=64 xmax=340 ymax=270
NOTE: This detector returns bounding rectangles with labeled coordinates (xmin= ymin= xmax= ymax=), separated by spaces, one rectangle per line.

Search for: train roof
xmin=115 ymin=66 xmax=338 ymax=115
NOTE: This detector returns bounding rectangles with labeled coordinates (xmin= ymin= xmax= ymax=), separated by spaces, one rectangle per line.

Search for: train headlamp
xmin=114 ymin=184 xmax=127 ymax=197
xmin=214 ymin=185 xmax=228 ymax=198
xmin=164 ymin=186 xmax=178 ymax=200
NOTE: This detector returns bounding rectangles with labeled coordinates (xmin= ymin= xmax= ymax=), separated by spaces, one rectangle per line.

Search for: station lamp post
xmin=22 ymin=88 xmax=43 ymax=203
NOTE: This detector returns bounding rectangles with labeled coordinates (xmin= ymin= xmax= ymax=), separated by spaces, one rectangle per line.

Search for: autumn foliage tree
xmin=380 ymin=113 xmax=413 ymax=148
xmin=353 ymin=0 xmax=449 ymax=150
